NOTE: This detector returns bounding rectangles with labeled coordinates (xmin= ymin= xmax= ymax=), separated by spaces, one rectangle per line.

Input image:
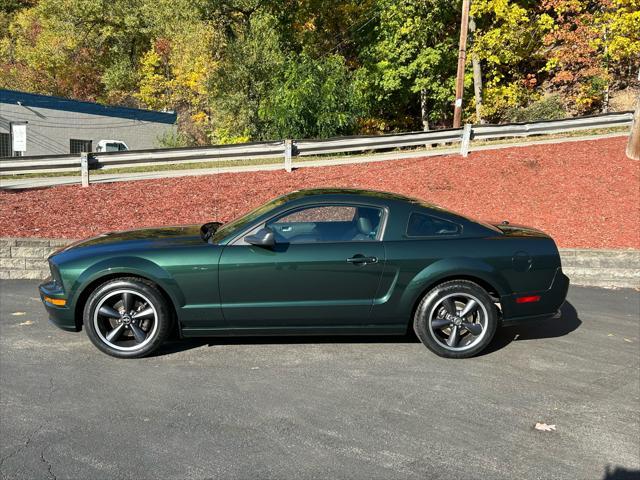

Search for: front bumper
xmin=501 ymin=268 xmax=570 ymax=326
xmin=39 ymin=280 xmax=78 ymax=332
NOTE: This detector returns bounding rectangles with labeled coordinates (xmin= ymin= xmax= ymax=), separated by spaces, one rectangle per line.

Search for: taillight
xmin=516 ymin=295 xmax=541 ymax=304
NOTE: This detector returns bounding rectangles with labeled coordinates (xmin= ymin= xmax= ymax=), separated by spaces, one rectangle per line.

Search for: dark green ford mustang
xmin=39 ymin=188 xmax=569 ymax=359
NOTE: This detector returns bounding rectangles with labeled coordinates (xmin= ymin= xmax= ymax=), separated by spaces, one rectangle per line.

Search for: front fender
xmin=399 ymin=257 xmax=510 ymax=316
xmin=67 ymin=256 xmax=185 ymax=311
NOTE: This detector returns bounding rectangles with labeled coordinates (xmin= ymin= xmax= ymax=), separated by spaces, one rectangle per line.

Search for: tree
xmin=469 ymin=0 xmax=547 ymax=122
xmin=360 ymin=0 xmax=459 ymax=131
xmin=136 ymin=21 xmax=223 ymax=144
xmin=259 ymin=52 xmax=366 ymax=139
xmin=208 ymin=12 xmax=285 ymax=143
xmin=541 ymin=0 xmax=639 ymax=114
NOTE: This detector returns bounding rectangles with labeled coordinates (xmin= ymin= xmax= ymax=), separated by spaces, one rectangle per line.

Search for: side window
xmin=407 ymin=212 xmax=461 ymax=237
xmin=277 ymin=206 xmax=355 ymax=224
xmin=267 ymin=205 xmax=383 ymax=243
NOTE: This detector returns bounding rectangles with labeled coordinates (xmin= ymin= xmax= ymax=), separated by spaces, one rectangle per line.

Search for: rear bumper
xmin=501 ymin=268 xmax=570 ymax=325
xmin=501 ymin=309 xmax=562 ymax=327
xmin=39 ymin=280 xmax=79 ymax=332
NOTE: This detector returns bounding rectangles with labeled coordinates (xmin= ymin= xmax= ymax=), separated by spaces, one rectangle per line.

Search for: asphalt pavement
xmin=0 ymin=280 xmax=638 ymax=480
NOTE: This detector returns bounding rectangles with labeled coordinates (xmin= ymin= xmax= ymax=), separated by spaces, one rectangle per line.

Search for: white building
xmin=0 ymin=89 xmax=177 ymax=157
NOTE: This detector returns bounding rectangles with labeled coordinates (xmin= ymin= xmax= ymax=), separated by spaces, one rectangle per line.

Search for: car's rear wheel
xmin=83 ymin=277 xmax=171 ymax=358
xmin=413 ymin=280 xmax=497 ymax=358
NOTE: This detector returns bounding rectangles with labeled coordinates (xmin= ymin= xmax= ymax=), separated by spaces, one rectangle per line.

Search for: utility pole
xmin=453 ymin=0 xmax=471 ymax=128
xmin=469 ymin=17 xmax=484 ymax=124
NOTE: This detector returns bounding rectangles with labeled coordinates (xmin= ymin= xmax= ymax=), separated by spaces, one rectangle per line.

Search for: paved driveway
xmin=1 ymin=281 xmax=638 ymax=480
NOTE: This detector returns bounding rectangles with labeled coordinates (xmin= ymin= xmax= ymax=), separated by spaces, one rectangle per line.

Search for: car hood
xmin=56 ymin=225 xmax=204 ymax=255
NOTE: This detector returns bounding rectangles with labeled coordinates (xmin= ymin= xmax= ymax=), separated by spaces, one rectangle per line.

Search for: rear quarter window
xmin=406 ymin=212 xmax=461 ymax=237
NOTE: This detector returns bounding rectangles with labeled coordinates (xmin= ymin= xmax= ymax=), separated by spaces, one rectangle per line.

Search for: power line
xmin=318 ymin=2 xmax=385 ymax=59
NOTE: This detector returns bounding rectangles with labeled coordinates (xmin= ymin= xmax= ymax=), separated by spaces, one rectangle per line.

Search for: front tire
xmin=83 ymin=277 xmax=171 ymax=358
xmin=413 ymin=280 xmax=497 ymax=359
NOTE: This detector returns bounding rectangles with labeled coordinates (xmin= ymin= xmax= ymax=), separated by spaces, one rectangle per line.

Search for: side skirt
xmin=181 ymin=324 xmax=406 ymax=338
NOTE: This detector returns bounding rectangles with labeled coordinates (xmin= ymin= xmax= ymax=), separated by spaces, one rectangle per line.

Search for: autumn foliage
xmin=1 ymin=0 xmax=638 ymax=143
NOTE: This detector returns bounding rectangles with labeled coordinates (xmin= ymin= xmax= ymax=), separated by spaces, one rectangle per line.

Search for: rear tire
xmin=413 ymin=280 xmax=497 ymax=358
xmin=83 ymin=277 xmax=171 ymax=358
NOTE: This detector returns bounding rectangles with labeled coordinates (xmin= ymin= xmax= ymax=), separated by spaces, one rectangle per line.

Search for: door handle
xmin=281 ymin=226 xmax=292 ymax=232
xmin=346 ymin=255 xmax=378 ymax=265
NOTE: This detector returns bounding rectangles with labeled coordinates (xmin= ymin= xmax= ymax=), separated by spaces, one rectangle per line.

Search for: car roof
xmin=277 ymin=188 xmax=497 ymax=232
xmin=279 ymin=188 xmax=459 ymax=213
xmin=281 ymin=188 xmax=425 ymax=204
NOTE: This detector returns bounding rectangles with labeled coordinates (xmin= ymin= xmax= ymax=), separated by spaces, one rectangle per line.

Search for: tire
xmin=413 ymin=280 xmax=497 ymax=359
xmin=83 ymin=277 xmax=171 ymax=358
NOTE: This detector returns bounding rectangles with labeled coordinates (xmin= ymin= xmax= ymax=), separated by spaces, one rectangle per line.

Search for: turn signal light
xmin=44 ymin=296 xmax=66 ymax=306
xmin=516 ymin=295 xmax=541 ymax=304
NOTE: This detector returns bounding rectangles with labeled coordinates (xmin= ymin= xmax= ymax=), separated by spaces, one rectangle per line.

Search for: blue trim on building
xmin=0 ymin=89 xmax=177 ymax=125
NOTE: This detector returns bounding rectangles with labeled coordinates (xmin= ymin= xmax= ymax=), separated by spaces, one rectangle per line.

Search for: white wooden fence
xmin=0 ymin=111 xmax=633 ymax=184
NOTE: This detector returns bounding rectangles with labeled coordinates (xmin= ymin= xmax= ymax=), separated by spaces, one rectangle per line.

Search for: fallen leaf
xmin=19 ymin=320 xmax=34 ymax=326
xmin=11 ymin=312 xmax=26 ymax=316
xmin=607 ymin=333 xmax=615 ymax=337
xmin=623 ymin=338 xmax=633 ymax=343
xmin=534 ymin=422 xmax=556 ymax=432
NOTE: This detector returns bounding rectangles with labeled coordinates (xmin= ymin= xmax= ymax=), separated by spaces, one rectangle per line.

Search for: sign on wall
xmin=11 ymin=123 xmax=27 ymax=153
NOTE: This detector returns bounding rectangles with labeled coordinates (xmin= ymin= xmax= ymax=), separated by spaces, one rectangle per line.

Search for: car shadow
xmin=153 ymin=332 xmax=420 ymax=357
xmin=601 ymin=465 xmax=640 ymax=480
xmin=481 ymin=300 xmax=581 ymax=356
xmin=153 ymin=300 xmax=581 ymax=358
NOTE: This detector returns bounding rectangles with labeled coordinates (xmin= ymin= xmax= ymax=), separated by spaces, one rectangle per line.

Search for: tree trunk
xmin=469 ymin=18 xmax=484 ymax=124
xmin=626 ymin=96 xmax=640 ymax=161
xmin=420 ymin=89 xmax=429 ymax=131
xmin=602 ymin=27 xmax=610 ymax=113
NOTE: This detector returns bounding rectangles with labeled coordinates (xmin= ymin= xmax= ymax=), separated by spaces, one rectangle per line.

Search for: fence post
xmin=626 ymin=97 xmax=639 ymax=161
xmin=80 ymin=152 xmax=90 ymax=187
xmin=284 ymin=139 xmax=292 ymax=172
xmin=460 ymin=124 xmax=472 ymax=157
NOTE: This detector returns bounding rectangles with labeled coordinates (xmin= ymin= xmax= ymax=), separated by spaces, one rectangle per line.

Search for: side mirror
xmin=200 ymin=221 xmax=222 ymax=242
xmin=245 ymin=227 xmax=275 ymax=247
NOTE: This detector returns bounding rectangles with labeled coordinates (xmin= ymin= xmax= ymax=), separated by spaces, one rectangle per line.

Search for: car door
xmin=218 ymin=204 xmax=387 ymax=333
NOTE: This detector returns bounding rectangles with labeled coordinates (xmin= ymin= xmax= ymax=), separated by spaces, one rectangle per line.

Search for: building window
xmin=70 ymin=139 xmax=92 ymax=154
xmin=0 ymin=133 xmax=11 ymax=157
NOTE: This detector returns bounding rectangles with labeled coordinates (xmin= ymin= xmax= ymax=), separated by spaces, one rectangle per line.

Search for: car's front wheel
xmin=83 ymin=277 xmax=171 ymax=358
xmin=413 ymin=280 xmax=498 ymax=358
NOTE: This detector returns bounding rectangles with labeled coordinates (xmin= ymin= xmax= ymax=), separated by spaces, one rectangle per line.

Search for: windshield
xmin=210 ymin=194 xmax=290 ymax=243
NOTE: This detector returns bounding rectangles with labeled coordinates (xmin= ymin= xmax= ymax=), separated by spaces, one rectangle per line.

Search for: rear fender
xmin=400 ymin=257 xmax=510 ymax=316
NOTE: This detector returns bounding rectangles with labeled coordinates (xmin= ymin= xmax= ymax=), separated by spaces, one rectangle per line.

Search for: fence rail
xmin=1 ymin=111 xmax=633 ymax=182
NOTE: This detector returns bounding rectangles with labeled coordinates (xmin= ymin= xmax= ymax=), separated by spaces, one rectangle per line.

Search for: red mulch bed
xmin=1 ymin=136 xmax=638 ymax=249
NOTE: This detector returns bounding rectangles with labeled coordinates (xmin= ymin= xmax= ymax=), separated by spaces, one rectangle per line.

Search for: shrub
xmin=505 ymin=95 xmax=567 ymax=123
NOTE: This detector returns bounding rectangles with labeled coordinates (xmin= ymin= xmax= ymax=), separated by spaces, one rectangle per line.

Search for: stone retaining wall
xmin=0 ymin=237 xmax=638 ymax=288
xmin=0 ymin=238 xmax=72 ymax=279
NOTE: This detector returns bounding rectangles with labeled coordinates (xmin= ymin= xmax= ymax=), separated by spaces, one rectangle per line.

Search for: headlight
xmin=48 ymin=260 xmax=63 ymax=287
